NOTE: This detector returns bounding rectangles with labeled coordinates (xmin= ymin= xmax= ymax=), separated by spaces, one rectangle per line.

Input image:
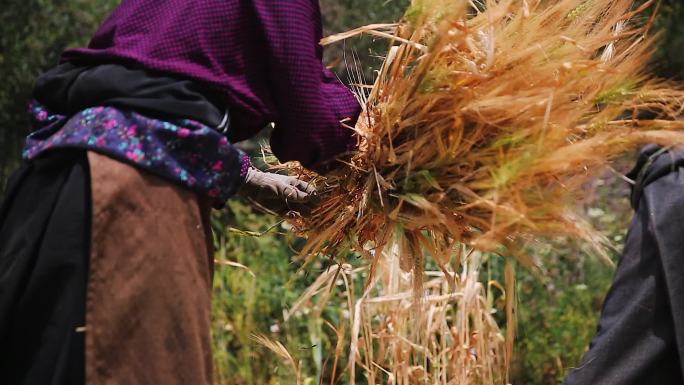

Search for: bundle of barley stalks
xmin=286 ymin=0 xmax=684 ymax=269
xmin=267 ymin=0 xmax=684 ymax=383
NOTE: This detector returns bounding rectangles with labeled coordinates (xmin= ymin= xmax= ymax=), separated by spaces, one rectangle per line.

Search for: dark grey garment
xmin=34 ymin=62 xmax=229 ymax=131
xmin=0 ymin=151 xmax=90 ymax=385
xmin=565 ymin=145 xmax=684 ymax=385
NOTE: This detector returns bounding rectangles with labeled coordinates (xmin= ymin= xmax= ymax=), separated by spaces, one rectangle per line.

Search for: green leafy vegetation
xmin=0 ymin=0 xmax=119 ymax=186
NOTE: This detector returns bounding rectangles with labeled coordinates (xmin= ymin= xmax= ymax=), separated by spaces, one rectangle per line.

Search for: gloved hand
xmin=240 ymin=167 xmax=316 ymax=214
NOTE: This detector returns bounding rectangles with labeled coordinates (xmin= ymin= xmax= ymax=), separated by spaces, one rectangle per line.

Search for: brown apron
xmin=86 ymin=152 xmax=214 ymax=385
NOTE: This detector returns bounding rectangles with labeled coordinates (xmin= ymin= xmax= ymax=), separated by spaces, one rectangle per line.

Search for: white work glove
xmin=243 ymin=167 xmax=315 ymax=202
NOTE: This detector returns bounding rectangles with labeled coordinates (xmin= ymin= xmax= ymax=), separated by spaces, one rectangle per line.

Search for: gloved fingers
xmin=302 ymin=181 xmax=316 ymax=195
xmin=288 ymin=178 xmax=315 ymax=195
xmin=245 ymin=168 xmax=315 ymax=202
xmin=274 ymin=174 xmax=315 ymax=195
xmin=281 ymin=184 xmax=310 ymax=202
xmin=265 ymin=183 xmax=281 ymax=197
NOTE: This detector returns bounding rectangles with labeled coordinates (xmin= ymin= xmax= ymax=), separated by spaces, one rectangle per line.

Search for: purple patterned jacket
xmin=62 ymin=0 xmax=362 ymax=170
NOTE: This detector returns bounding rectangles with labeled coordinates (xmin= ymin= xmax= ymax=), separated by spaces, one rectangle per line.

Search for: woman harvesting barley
xmin=0 ymin=1 xmax=360 ymax=384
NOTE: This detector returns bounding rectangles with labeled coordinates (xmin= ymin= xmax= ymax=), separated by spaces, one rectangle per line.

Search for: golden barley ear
xmin=250 ymin=333 xmax=302 ymax=385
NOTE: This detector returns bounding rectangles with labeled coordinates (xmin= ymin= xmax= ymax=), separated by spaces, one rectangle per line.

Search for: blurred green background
xmin=1 ymin=1 xmax=684 ymax=384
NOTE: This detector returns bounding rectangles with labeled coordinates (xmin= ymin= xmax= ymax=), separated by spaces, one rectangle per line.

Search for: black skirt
xmin=0 ymin=151 xmax=89 ymax=385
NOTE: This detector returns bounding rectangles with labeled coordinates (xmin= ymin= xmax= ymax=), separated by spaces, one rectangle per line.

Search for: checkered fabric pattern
xmin=63 ymin=0 xmax=362 ymax=170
